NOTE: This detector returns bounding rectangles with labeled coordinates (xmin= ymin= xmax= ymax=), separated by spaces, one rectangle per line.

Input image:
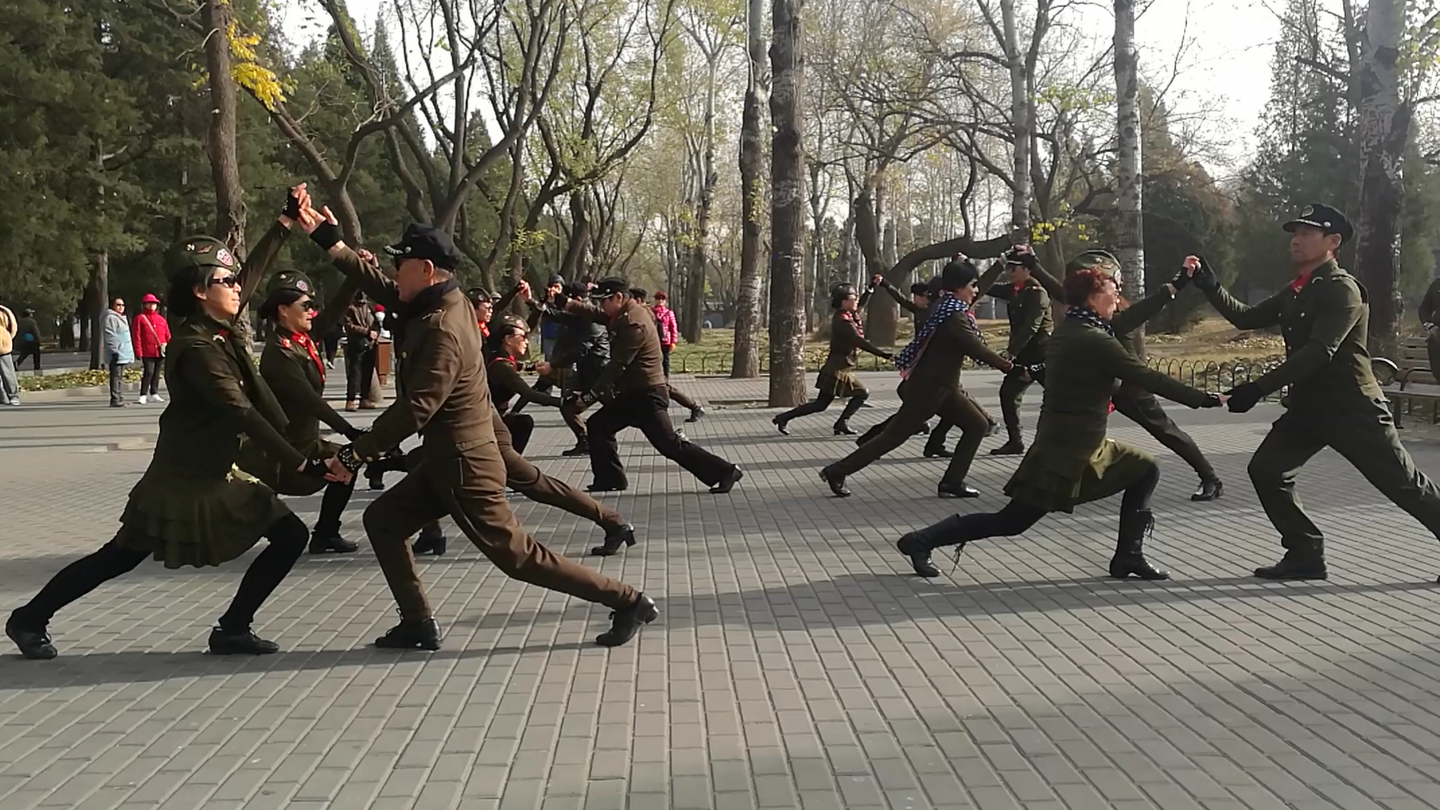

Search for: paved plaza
xmin=2 ymin=370 xmax=1440 ymax=810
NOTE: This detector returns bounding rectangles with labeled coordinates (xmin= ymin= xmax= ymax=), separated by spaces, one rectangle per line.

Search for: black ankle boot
xmin=596 ymin=593 xmax=658 ymax=647
xmin=208 ymin=627 xmax=280 ymax=655
xmin=6 ymin=613 xmax=57 ymax=660
xmin=375 ymin=617 xmax=442 ymax=650
xmin=591 ymin=524 xmax=638 ymax=557
xmin=896 ymin=514 xmax=972 ymax=578
xmin=1109 ymin=509 xmax=1170 ymax=580
xmin=412 ymin=527 xmax=447 ymax=557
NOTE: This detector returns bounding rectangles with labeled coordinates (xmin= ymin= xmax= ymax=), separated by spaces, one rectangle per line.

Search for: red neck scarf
xmin=281 ymin=330 xmax=325 ymax=382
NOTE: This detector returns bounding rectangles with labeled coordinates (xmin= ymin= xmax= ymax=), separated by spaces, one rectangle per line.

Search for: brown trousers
xmin=832 ymin=382 xmax=988 ymax=485
xmin=491 ymin=412 xmax=625 ymax=532
xmin=362 ymin=440 xmax=637 ymax=621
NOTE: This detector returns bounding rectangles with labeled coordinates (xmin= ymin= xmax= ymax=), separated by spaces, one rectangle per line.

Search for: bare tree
xmin=732 ymin=0 xmax=768 ymax=378
xmin=769 ymin=0 xmax=806 ymax=406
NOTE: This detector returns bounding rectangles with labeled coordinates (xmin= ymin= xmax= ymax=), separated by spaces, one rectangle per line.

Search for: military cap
xmin=384 ymin=223 xmax=463 ymax=270
xmin=1064 ymin=249 xmax=1121 ymax=276
xmin=1284 ymin=203 xmax=1353 ymax=244
xmin=266 ymin=270 xmax=315 ymax=297
xmin=589 ymin=276 xmax=630 ymax=299
xmin=164 ymin=235 xmax=237 ymax=279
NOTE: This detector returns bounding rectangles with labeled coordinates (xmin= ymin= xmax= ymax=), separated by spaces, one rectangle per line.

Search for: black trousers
xmin=926 ymin=459 xmax=1160 ymax=549
xmin=14 ymin=343 xmax=40 ymax=371
xmin=139 ymin=357 xmax=163 ymax=396
xmin=345 ymin=342 xmax=375 ymax=402
xmin=503 ymin=413 xmax=535 ymax=454
xmin=1111 ymin=390 xmax=1216 ymax=481
xmin=12 ymin=514 xmax=309 ymax=633
xmin=777 ymin=390 xmax=868 ymax=427
xmin=587 ymin=386 xmax=735 ymax=489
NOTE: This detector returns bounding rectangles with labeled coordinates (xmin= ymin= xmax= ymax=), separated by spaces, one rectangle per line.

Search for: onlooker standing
xmin=343 ymin=290 xmax=377 ymax=411
xmin=102 ymin=298 xmax=134 ymax=408
xmin=14 ymin=308 xmax=41 ymax=373
xmin=0 ymin=297 xmax=19 ymax=405
xmin=132 ymin=293 xmax=170 ymax=404
xmin=652 ymin=290 xmax=679 ymax=377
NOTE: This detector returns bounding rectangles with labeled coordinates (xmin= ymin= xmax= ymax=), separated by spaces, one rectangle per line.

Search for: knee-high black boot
xmin=833 ymin=392 xmax=867 ymax=435
xmin=1109 ymin=508 xmax=1170 ymax=580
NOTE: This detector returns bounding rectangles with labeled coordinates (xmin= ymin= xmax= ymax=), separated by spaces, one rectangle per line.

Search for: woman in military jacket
xmin=774 ymin=283 xmax=892 ymax=436
xmin=485 ymin=313 xmax=564 ymax=453
xmin=894 ymin=268 xmax=1222 ymax=582
xmin=7 ymin=188 xmax=319 ymax=661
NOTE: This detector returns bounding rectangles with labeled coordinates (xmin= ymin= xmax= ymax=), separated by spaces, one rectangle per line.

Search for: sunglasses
xmin=208 ymin=275 xmax=240 ymax=288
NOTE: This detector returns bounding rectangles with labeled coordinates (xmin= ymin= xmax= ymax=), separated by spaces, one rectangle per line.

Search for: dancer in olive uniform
xmin=773 ymin=283 xmax=893 ymax=435
xmin=1419 ymin=275 xmax=1440 ymax=374
xmin=975 ymin=249 xmax=1052 ymax=455
xmin=1019 ymin=248 xmax=1224 ymax=502
xmin=7 ymin=195 xmax=319 ymax=660
xmin=896 ymin=268 xmax=1223 ymax=580
xmin=246 ymin=270 xmax=376 ymax=555
xmin=304 ymin=212 xmax=656 ymax=650
xmin=486 ymin=312 xmax=640 ymax=557
xmin=822 ymin=260 xmax=1013 ymax=499
xmin=1190 ymin=204 xmax=1440 ymax=580
xmin=565 ymin=277 xmax=744 ymax=494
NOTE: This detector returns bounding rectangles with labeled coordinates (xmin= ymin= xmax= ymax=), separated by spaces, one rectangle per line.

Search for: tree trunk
xmin=1353 ymin=0 xmax=1408 ymax=357
xmin=1001 ymin=0 xmax=1031 ymax=238
xmin=767 ymin=0 xmax=806 ymax=405
xmin=732 ymin=0 xmax=767 ymax=379
xmin=203 ymin=0 xmax=250 ymax=346
xmin=1113 ymin=0 xmax=1146 ymax=343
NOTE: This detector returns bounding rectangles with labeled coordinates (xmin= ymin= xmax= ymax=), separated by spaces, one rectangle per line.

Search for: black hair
xmin=940 ymin=260 xmax=979 ymax=292
xmin=166 ymin=265 xmax=219 ymax=319
xmin=260 ymin=288 xmax=307 ymax=322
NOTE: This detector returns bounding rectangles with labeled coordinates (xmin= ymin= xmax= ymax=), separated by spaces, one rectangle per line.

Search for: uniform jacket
xmin=566 ymin=298 xmax=667 ymax=395
xmin=1202 ymin=259 xmax=1384 ymax=410
xmin=653 ymin=304 xmax=679 ymax=347
xmin=488 ymin=355 xmax=564 ymax=414
xmin=132 ymin=309 xmax=171 ymax=358
xmin=821 ymin=311 xmax=886 ymax=377
xmin=329 ymin=247 xmax=496 ymax=461
xmin=0 ymin=305 xmax=14 ymax=354
xmin=1030 ymin=315 xmax=1211 ymax=484
xmin=103 ymin=309 xmax=135 ymax=365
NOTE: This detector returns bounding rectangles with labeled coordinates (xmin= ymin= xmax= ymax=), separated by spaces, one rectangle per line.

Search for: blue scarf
xmin=895 ymin=293 xmax=973 ymax=371
xmin=1065 ymin=305 xmax=1113 ymax=336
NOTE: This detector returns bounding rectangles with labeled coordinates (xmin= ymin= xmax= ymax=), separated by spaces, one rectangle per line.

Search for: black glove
xmin=309 ymin=220 xmax=343 ymax=251
xmin=283 ymin=188 xmax=302 ymax=220
xmin=1224 ymin=382 xmax=1264 ymax=413
xmin=1199 ymin=393 xmax=1223 ymax=409
xmin=336 ymin=445 xmax=365 ymax=473
xmin=1191 ymin=256 xmax=1219 ymax=292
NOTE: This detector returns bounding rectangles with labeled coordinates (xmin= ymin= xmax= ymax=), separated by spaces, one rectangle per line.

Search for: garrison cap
xmin=265 ymin=270 xmax=315 ymax=297
xmin=164 ymin=236 xmax=237 ymax=279
xmin=1284 ymin=203 xmax=1353 ymax=245
xmin=384 ymin=223 xmax=462 ymax=269
xmin=589 ymin=276 xmax=630 ymax=299
xmin=1064 ymin=249 xmax=1121 ymax=276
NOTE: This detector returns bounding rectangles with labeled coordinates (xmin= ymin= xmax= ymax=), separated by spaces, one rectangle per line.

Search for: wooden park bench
xmin=1375 ymin=336 xmax=1440 ymax=427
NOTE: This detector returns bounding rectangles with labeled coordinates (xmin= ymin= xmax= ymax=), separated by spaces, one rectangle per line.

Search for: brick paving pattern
xmin=2 ymin=370 xmax=1439 ymax=809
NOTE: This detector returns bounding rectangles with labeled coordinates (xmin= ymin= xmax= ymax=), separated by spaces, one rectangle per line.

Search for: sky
xmin=275 ymin=0 xmax=1281 ymax=175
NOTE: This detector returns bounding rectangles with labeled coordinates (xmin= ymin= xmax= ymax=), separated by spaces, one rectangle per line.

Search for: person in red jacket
xmin=132 ymin=293 xmax=171 ymax=404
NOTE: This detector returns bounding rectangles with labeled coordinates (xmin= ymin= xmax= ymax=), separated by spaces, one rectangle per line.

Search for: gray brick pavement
xmin=2 ymin=371 xmax=1440 ymax=809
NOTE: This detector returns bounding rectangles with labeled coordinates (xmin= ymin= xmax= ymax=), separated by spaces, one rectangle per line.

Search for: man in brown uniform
xmin=566 ymin=277 xmax=744 ymax=494
xmin=304 ymin=214 xmax=656 ymax=650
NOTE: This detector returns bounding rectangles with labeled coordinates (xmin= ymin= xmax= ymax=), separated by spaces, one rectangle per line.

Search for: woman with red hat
xmin=133 ymin=293 xmax=171 ymax=404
